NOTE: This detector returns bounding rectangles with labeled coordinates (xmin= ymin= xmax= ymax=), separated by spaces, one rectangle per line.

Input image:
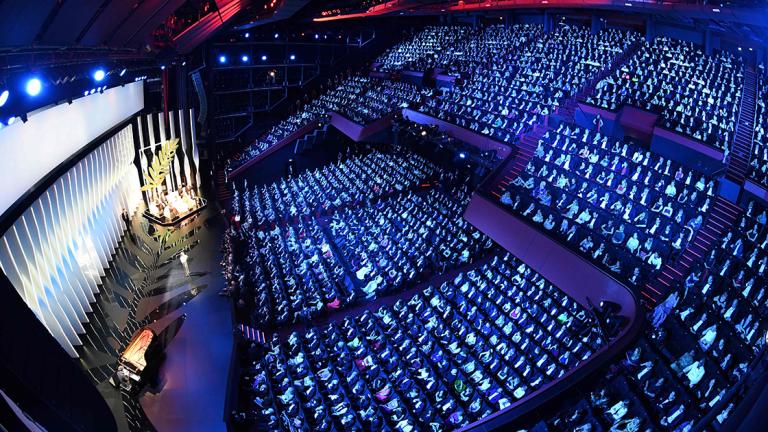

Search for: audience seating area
xmin=225 ymin=23 xmax=768 ymax=432
xmin=373 ymin=26 xmax=472 ymax=72
xmin=420 ymin=25 xmax=639 ymax=144
xmin=749 ymin=76 xmax=768 ymax=186
xmin=225 ymin=151 xmax=440 ymax=325
xmin=335 ymin=80 xmax=423 ymax=125
xmin=586 ymin=37 xmax=744 ymax=151
xmin=232 ymin=151 xmax=437 ymax=227
xmin=240 ymin=253 xmax=605 ymax=431
xmin=329 ymin=188 xmax=493 ymax=299
xmin=227 ymin=77 xmax=423 ymax=173
xmin=500 ymin=123 xmax=714 ymax=286
xmin=540 ymin=202 xmax=768 ymax=432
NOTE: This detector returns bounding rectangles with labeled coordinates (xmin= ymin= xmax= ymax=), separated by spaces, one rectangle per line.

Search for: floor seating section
xmin=328 ymin=188 xmax=494 ymax=299
xmin=241 ymin=253 xmax=605 ymax=431
xmin=231 ymin=151 xmax=437 ymax=227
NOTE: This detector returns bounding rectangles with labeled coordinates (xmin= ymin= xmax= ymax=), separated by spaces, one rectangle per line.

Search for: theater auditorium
xmin=1 ymin=1 xmax=768 ymax=431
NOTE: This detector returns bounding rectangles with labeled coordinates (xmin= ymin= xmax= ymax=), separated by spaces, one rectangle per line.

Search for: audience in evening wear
xmin=240 ymin=253 xmax=604 ymax=431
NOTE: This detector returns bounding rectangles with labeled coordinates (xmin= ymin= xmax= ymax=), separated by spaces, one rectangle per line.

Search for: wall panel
xmin=0 ymin=125 xmax=141 ymax=357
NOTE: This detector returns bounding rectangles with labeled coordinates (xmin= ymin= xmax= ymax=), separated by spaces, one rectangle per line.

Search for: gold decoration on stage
xmin=141 ymin=138 xmax=179 ymax=192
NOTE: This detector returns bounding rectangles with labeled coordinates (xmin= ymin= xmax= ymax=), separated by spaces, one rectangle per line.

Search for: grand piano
xmin=116 ymin=327 xmax=162 ymax=392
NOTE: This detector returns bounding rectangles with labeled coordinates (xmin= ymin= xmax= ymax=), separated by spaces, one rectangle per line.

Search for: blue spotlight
xmin=244 ymin=32 xmax=250 ymax=38
xmin=458 ymin=152 xmax=466 ymax=159
xmin=93 ymin=68 xmax=106 ymax=81
xmin=83 ymin=90 xmax=89 ymax=96
xmin=261 ymin=55 xmax=267 ymax=61
xmin=25 ymin=78 xmax=42 ymax=96
xmin=274 ymin=33 xmax=279 ymax=39
xmin=0 ymin=90 xmax=8 ymax=107
xmin=289 ymin=54 xmax=296 ymax=61
xmin=119 ymin=68 xmax=127 ymax=77
xmin=218 ymin=55 xmax=227 ymax=64
xmin=241 ymin=55 xmax=249 ymax=63
xmin=7 ymin=116 xmax=16 ymax=125
xmin=314 ymin=33 xmax=319 ymax=39
xmin=161 ymin=65 xmax=166 ymax=70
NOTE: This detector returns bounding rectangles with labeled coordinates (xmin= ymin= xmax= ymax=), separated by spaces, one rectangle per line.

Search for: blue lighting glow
xmin=244 ymin=32 xmax=250 ymax=38
xmin=93 ymin=69 xmax=106 ymax=81
xmin=0 ymin=90 xmax=8 ymax=107
xmin=459 ymin=152 xmax=466 ymax=159
xmin=241 ymin=55 xmax=249 ymax=62
xmin=290 ymin=54 xmax=296 ymax=61
xmin=119 ymin=68 xmax=127 ymax=77
xmin=7 ymin=117 xmax=16 ymax=125
xmin=25 ymin=78 xmax=42 ymax=96
xmin=274 ymin=33 xmax=279 ymax=39
xmin=261 ymin=55 xmax=267 ymax=61
xmin=219 ymin=55 xmax=227 ymax=64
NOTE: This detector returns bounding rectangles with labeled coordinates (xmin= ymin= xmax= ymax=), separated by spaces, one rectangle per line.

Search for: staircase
xmin=294 ymin=124 xmax=330 ymax=154
xmin=558 ymin=39 xmax=643 ymax=122
xmin=491 ymin=124 xmax=546 ymax=199
xmin=214 ymin=167 xmax=233 ymax=203
xmin=640 ymin=196 xmax=742 ymax=307
xmin=726 ymin=68 xmax=758 ymax=184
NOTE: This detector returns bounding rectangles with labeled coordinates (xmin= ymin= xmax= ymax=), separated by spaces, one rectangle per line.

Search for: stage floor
xmin=138 ymin=208 xmax=232 ymax=432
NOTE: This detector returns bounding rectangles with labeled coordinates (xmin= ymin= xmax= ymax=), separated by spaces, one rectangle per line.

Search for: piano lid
xmin=120 ymin=328 xmax=156 ymax=371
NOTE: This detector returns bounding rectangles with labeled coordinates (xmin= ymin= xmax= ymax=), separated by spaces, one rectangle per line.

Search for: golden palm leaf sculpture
xmin=141 ymin=138 xmax=180 ymax=192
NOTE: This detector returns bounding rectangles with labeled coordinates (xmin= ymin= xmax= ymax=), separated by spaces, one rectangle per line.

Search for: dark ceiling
xmin=0 ymin=0 xmax=188 ymax=51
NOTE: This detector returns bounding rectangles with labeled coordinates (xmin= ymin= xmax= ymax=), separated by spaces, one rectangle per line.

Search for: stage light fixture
xmin=7 ymin=116 xmax=16 ymax=125
xmin=83 ymin=90 xmax=89 ymax=96
xmin=459 ymin=152 xmax=466 ymax=159
xmin=161 ymin=65 xmax=166 ymax=70
xmin=90 ymin=89 xmax=96 ymax=94
xmin=25 ymin=78 xmax=42 ymax=96
xmin=290 ymin=54 xmax=296 ymax=60
xmin=93 ymin=69 xmax=106 ymax=81
xmin=0 ymin=90 xmax=8 ymax=107
xmin=261 ymin=55 xmax=267 ymax=61
xmin=119 ymin=68 xmax=127 ymax=77
xmin=219 ymin=55 xmax=228 ymax=64
xmin=244 ymin=32 xmax=250 ymax=38
xmin=242 ymin=55 xmax=249 ymax=62
xmin=274 ymin=33 xmax=279 ymax=39
xmin=314 ymin=34 xmax=319 ymax=39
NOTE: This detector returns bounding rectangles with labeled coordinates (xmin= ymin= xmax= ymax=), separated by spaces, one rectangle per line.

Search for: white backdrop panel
xmin=0 ymin=81 xmax=144 ymax=215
